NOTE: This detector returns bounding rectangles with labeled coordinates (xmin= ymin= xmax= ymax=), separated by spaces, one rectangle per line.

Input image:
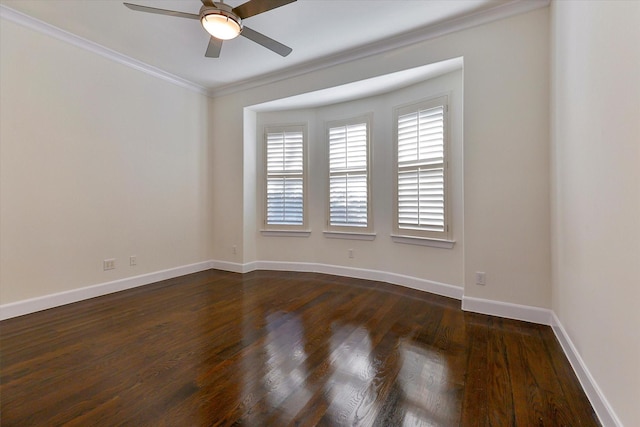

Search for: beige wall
xmin=3 ymin=3 xmax=637 ymax=424
xmin=551 ymin=1 xmax=640 ymax=425
xmin=212 ymin=8 xmax=551 ymax=308
xmin=1 ymin=7 xmax=552 ymax=313
xmin=253 ymin=70 xmax=465 ymax=287
xmin=0 ymin=19 xmax=214 ymax=304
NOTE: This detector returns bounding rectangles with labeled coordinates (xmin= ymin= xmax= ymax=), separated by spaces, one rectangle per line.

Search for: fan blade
xmin=123 ymin=3 xmax=199 ymax=20
xmin=233 ymin=0 xmax=296 ymax=20
xmin=241 ymin=26 xmax=292 ymax=57
xmin=205 ymin=36 xmax=223 ymax=58
xmin=201 ymin=0 xmax=215 ymax=6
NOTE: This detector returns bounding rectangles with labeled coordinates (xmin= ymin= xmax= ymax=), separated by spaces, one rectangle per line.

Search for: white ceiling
xmin=251 ymin=57 xmax=464 ymax=111
xmin=1 ymin=0 xmax=544 ymax=95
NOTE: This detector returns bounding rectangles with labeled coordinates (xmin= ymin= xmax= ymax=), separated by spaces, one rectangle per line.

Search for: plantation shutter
xmin=266 ymin=129 xmax=304 ymax=225
xmin=329 ymin=122 xmax=368 ymax=227
xmin=397 ymin=105 xmax=445 ymax=232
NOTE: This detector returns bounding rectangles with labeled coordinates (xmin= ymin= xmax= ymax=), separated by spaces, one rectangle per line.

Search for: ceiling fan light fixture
xmin=125 ymin=0 xmax=296 ymax=58
xmin=201 ymin=10 xmax=242 ymax=40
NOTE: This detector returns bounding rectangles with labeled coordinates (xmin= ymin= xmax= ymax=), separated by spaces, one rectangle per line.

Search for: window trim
xmin=323 ymin=230 xmax=376 ymax=241
xmin=262 ymin=123 xmax=308 ymax=232
xmin=324 ymin=114 xmax=373 ymax=235
xmin=392 ymin=95 xmax=451 ymax=242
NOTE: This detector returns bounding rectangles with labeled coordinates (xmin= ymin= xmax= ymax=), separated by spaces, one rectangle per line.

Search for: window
xmin=393 ymin=96 xmax=450 ymax=241
xmin=264 ymin=125 xmax=307 ymax=230
xmin=326 ymin=116 xmax=372 ymax=233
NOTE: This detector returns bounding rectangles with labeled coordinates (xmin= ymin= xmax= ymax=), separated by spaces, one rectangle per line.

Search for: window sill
xmin=260 ymin=229 xmax=311 ymax=237
xmin=391 ymin=234 xmax=455 ymax=249
xmin=323 ymin=231 xmax=377 ymax=241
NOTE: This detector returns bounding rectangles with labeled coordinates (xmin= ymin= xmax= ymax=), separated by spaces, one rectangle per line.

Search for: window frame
xmin=324 ymin=114 xmax=373 ymax=235
xmin=262 ymin=123 xmax=309 ymax=233
xmin=392 ymin=95 xmax=452 ymax=243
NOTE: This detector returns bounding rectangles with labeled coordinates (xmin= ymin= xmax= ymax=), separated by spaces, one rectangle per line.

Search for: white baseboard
xmin=461 ymin=295 xmax=553 ymax=325
xmin=0 ymin=260 xmax=215 ymax=320
xmin=551 ymin=313 xmax=623 ymax=427
xmin=237 ymin=260 xmax=464 ymax=300
xmin=209 ymin=259 xmax=248 ymax=274
xmin=0 ymin=259 xmax=462 ymax=320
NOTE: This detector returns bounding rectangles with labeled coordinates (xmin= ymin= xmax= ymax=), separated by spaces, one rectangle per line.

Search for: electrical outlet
xmin=232 ymin=245 xmax=237 ymax=255
xmin=103 ymin=259 xmax=116 ymax=270
xmin=130 ymin=255 xmax=137 ymax=266
xmin=348 ymin=249 xmax=354 ymax=259
xmin=475 ymin=271 xmax=486 ymax=286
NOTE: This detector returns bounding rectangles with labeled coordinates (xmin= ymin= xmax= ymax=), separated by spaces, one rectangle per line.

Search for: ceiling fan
xmin=123 ymin=0 xmax=296 ymax=58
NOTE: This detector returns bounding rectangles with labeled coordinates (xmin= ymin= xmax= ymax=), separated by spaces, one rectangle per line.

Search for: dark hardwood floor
xmin=0 ymin=269 xmax=600 ymax=426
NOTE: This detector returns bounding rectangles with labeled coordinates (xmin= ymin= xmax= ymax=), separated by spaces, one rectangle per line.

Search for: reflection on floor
xmin=0 ymin=269 xmax=601 ymax=426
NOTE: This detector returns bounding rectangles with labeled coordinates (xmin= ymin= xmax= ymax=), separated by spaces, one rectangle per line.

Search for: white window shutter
xmin=266 ymin=129 xmax=304 ymax=226
xmin=328 ymin=122 xmax=369 ymax=228
xmin=397 ymin=168 xmax=445 ymax=231
xmin=396 ymin=103 xmax=446 ymax=234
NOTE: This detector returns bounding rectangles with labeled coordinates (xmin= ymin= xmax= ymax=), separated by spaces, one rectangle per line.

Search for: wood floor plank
xmin=0 ymin=269 xmax=601 ymax=426
xmin=486 ymin=317 xmax=517 ymax=426
xmin=502 ymin=321 xmax=549 ymax=426
xmin=459 ymin=312 xmax=489 ymax=427
xmin=538 ymin=327 xmax=601 ymax=426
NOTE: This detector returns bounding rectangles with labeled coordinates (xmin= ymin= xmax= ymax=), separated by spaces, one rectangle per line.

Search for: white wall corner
xmin=461 ymin=295 xmax=553 ymax=325
xmin=461 ymin=298 xmax=622 ymax=426
xmin=210 ymin=260 xmax=251 ymax=274
xmin=0 ymin=260 xmax=215 ymax=320
xmin=551 ymin=313 xmax=624 ymax=427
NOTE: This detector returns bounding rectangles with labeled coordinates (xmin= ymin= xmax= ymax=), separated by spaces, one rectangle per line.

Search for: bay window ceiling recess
xmin=264 ymin=125 xmax=307 ymax=231
xmin=393 ymin=95 xmax=453 ymax=245
xmin=255 ymin=59 xmax=461 ymax=244
xmin=326 ymin=116 xmax=372 ymax=235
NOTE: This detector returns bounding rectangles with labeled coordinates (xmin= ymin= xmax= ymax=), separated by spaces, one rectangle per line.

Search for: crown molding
xmin=1 ymin=0 xmax=549 ymax=98
xmin=210 ymin=0 xmax=550 ymax=97
xmin=0 ymin=4 xmax=208 ymax=96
